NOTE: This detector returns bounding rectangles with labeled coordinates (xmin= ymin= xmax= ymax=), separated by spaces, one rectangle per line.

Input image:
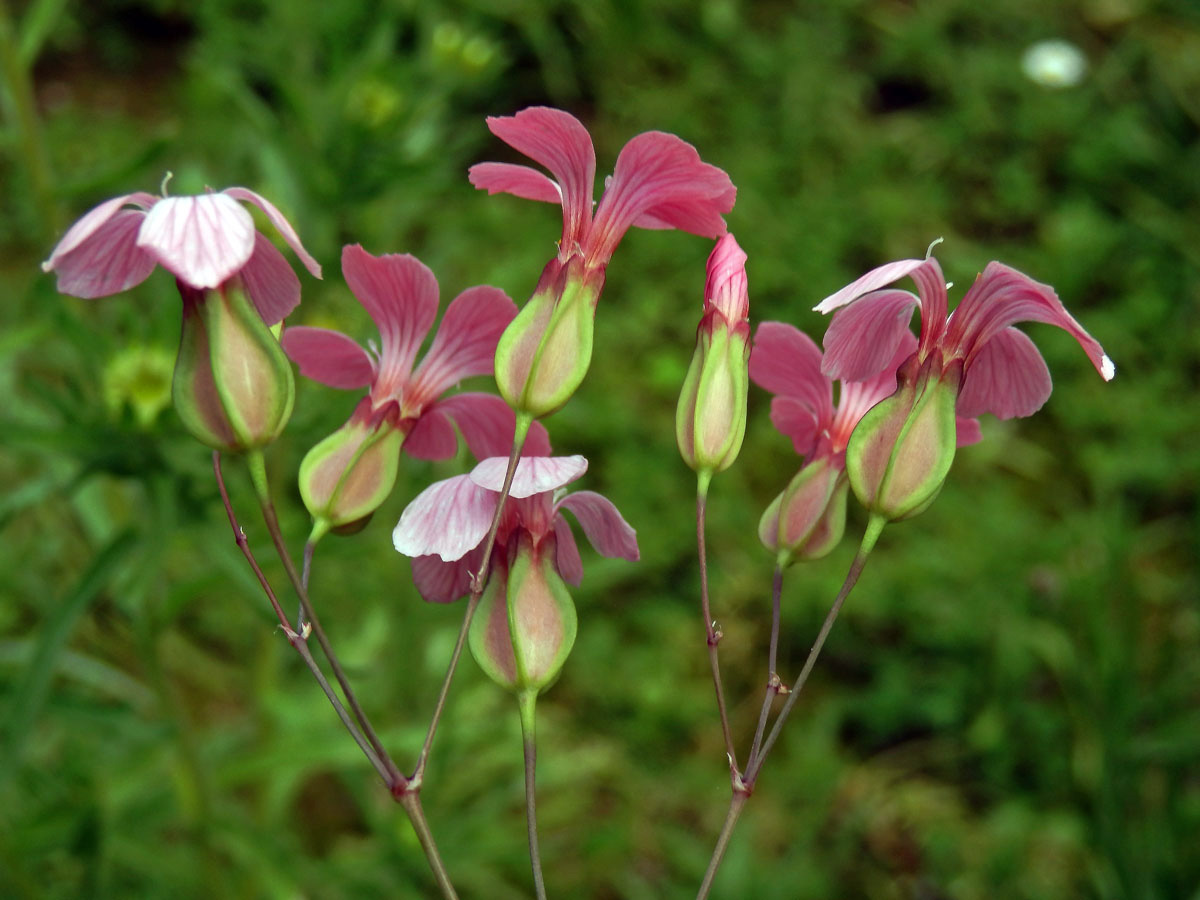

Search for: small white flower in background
xmin=1022 ymin=39 xmax=1088 ymax=89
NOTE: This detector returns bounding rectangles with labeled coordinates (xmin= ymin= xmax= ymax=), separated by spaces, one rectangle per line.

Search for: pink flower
xmin=42 ymin=186 xmax=321 ymax=324
xmin=392 ymin=451 xmax=639 ymax=604
xmin=815 ymin=252 xmax=1115 ymax=420
xmin=282 ymin=244 xmax=523 ymax=460
xmin=469 ymin=106 xmax=736 ymax=287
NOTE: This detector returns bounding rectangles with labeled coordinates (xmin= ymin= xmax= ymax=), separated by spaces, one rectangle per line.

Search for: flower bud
xmin=172 ymin=281 xmax=294 ymax=453
xmin=677 ymin=235 xmax=750 ymax=476
xmin=297 ymin=398 xmax=404 ymax=539
xmin=846 ymin=356 xmax=960 ymax=521
xmin=758 ymin=457 xmax=848 ymax=564
xmin=469 ymin=534 xmax=578 ymax=694
xmin=494 ymin=259 xmax=598 ymax=419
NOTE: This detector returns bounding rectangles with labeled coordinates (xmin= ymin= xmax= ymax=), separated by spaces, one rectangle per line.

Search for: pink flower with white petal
xmin=812 ymin=250 xmax=1113 ymax=521
xmin=815 ymin=252 xmax=1114 ymax=420
xmin=393 ymin=453 xmax=639 ymax=604
xmin=469 ymin=106 xmax=737 ymax=419
xmin=283 ymin=244 xmax=534 ymax=537
xmin=43 ymin=185 xmax=322 ymax=324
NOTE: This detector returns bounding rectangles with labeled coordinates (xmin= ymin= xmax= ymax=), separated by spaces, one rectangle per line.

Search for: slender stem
xmin=747 ymin=562 xmax=785 ymax=767
xmin=398 ymin=791 xmax=459 ymax=900
xmin=213 ymin=452 xmax=390 ymax=782
xmin=245 ymin=451 xmax=403 ymax=786
xmin=411 ymin=415 xmax=531 ymax=783
xmin=519 ymin=689 xmax=547 ymax=900
xmin=745 ymin=515 xmax=884 ymax=785
xmin=696 ymin=791 xmax=748 ymax=900
xmin=0 ymin=0 xmax=57 ymax=239
xmin=696 ymin=477 xmax=739 ymax=776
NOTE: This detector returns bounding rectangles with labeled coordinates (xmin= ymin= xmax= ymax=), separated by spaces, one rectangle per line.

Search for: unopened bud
xmin=172 ymin=280 xmax=294 ymax=453
xmin=758 ymin=457 xmax=849 ymax=564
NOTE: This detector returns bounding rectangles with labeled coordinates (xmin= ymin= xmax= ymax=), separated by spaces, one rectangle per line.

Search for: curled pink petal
xmin=957 ymin=326 xmax=1053 ymax=420
xmin=222 ymin=186 xmax=322 ymax=278
xmin=706 ymin=234 xmax=748 ymax=321
xmin=769 ymin=396 xmax=823 ymax=458
xmin=485 ymin=107 xmax=596 ymax=246
xmin=586 ymin=131 xmax=735 ymax=264
xmin=812 ymin=258 xmax=927 ymax=314
xmin=946 ymin=262 xmax=1114 ymax=382
xmin=749 ymin=322 xmax=832 ymax=425
xmin=393 ymin=474 xmax=497 ymax=561
xmin=281 ymin=326 xmax=374 ymax=389
xmin=411 ymin=549 xmax=481 ymax=604
xmin=820 ymin=289 xmax=920 ymax=383
xmin=468 ymin=162 xmax=562 ymax=204
xmin=239 ymin=231 xmax=301 ymax=324
xmin=42 ymin=209 xmax=157 ymax=298
xmin=956 ymin=416 xmax=983 ymax=447
xmin=43 ymin=191 xmax=155 ymax=267
xmin=341 ymin=245 xmax=439 ymax=390
xmin=403 ymin=405 xmax=460 ymax=460
xmin=409 ymin=285 xmax=517 ymax=404
xmin=136 ymin=193 xmax=257 ymax=289
xmin=553 ymin=516 xmax=584 ymax=586
xmin=555 ymin=490 xmax=639 ymax=561
xmin=471 ymin=454 xmax=587 ymax=498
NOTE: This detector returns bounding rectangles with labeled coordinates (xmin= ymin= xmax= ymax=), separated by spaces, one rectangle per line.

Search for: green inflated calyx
xmin=759 ymin=457 xmax=848 ymax=566
xmin=172 ymin=281 xmax=294 ymax=453
xmin=676 ymin=320 xmax=750 ymax=477
xmin=297 ymin=403 xmax=404 ymax=543
xmin=846 ymin=356 xmax=960 ymax=522
xmin=469 ymin=535 xmax=578 ymax=694
xmin=494 ymin=263 xmax=597 ymax=420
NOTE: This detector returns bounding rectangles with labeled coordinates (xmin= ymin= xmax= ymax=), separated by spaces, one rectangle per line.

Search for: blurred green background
xmin=1 ymin=0 xmax=1197 ymax=897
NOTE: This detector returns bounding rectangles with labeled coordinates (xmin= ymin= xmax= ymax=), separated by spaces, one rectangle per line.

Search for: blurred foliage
xmin=1 ymin=0 xmax=1198 ymax=897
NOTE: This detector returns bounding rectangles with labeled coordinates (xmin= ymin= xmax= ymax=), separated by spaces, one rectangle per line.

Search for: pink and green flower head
xmin=677 ymin=234 xmax=752 ymax=481
xmin=814 ymin=246 xmax=1114 ymax=520
xmin=43 ymin=181 xmax=321 ymax=324
xmin=43 ymin=182 xmax=322 ymax=453
xmin=392 ymin=448 xmax=638 ymax=693
xmin=749 ymin=322 xmax=931 ymax=562
xmin=282 ymin=244 xmax=526 ymax=539
xmin=469 ymin=106 xmax=737 ymax=419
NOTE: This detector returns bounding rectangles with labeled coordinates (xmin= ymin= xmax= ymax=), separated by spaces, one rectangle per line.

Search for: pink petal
xmin=408 ymin=285 xmax=517 ymax=403
xmin=812 ymin=258 xmax=927 ymax=314
xmin=820 ymin=289 xmax=920 ymax=383
xmin=706 ymin=234 xmax=748 ymax=321
xmin=484 ymin=107 xmax=596 ymax=245
xmin=553 ymin=516 xmax=583 ymax=586
xmin=956 ymin=416 xmax=983 ymax=447
xmin=828 ymin=331 xmax=917 ymax=452
xmin=424 ymin=393 xmax=528 ymax=460
xmin=136 ymin=193 xmax=257 ymax=288
xmin=280 ymin=326 xmax=374 ymax=389
xmin=43 ymin=208 xmax=157 ymax=298
xmin=239 ymin=231 xmax=301 ymax=324
xmin=769 ymin=396 xmax=823 ymax=458
xmin=467 ymin=162 xmax=562 ymax=204
xmin=587 ymin=131 xmax=735 ymax=265
xmin=403 ymin=405 xmax=460 ymax=460
xmin=410 ymin=551 xmax=479 ymax=604
xmin=555 ymin=490 xmax=640 ymax=562
xmin=43 ymin=191 xmax=156 ymax=265
xmin=222 ymin=187 xmax=322 ymax=278
xmin=341 ymin=244 xmax=439 ymax=385
xmin=470 ymin=454 xmax=587 ymax=498
xmin=956 ymin=326 xmax=1053 ymax=420
xmin=946 ymin=262 xmax=1114 ymax=382
xmin=749 ymin=322 xmax=832 ymax=427
xmin=392 ymin=474 xmax=497 ymax=562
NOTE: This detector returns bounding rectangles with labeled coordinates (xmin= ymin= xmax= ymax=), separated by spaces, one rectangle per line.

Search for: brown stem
xmin=695 ymin=791 xmax=748 ymax=900
xmin=397 ymin=791 xmax=459 ymax=900
xmin=696 ymin=479 xmax=739 ymax=778
xmin=411 ymin=414 xmax=531 ymax=783
xmin=212 ymin=452 xmax=389 ymax=782
xmin=747 ymin=562 xmax=785 ymax=767
xmin=519 ymin=690 xmax=547 ymax=900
